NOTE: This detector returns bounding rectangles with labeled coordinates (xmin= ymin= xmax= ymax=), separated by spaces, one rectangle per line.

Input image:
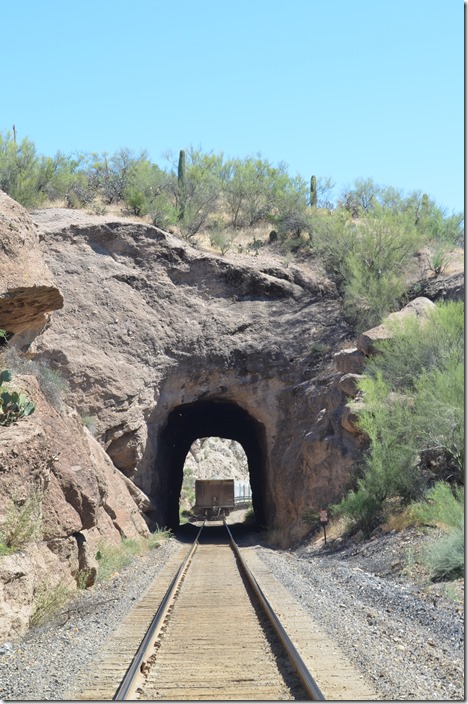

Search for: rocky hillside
xmin=0 ymin=194 xmax=151 ymax=639
xmin=184 ymin=438 xmax=249 ymax=482
xmin=0 ymin=191 xmax=463 ymax=641
xmin=27 ymin=204 xmax=362 ymax=534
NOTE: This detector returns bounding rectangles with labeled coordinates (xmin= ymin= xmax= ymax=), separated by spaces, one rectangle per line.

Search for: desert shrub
xmin=177 ymin=150 xmax=223 ymax=239
xmin=81 ymin=414 xmax=97 ymax=436
xmin=30 ymin=582 xmax=73 ymax=626
xmin=148 ymin=528 xmax=171 ymax=546
xmin=0 ymin=493 xmax=43 ymax=550
xmin=426 ymin=245 xmax=452 ymax=277
xmin=222 ymin=156 xmax=309 ymax=231
xmin=334 ymin=302 xmax=464 ymax=534
xmin=340 ymin=210 xmax=424 ymax=332
xmin=124 ymin=186 xmax=147 ymax=216
xmin=421 ymin=518 xmax=464 ymax=581
xmin=88 ymin=148 xmax=143 ymax=204
xmin=0 ymin=370 xmax=35 ymax=425
xmin=4 ymin=349 xmax=69 ymax=410
xmin=123 ymin=158 xmax=176 ymax=225
xmin=0 ymin=335 xmax=36 ymax=425
xmin=42 ymin=151 xmax=94 ymax=206
xmin=409 ymin=482 xmax=463 ymax=529
xmin=0 ymin=130 xmax=46 ymax=207
xmin=95 ymin=529 xmax=170 ymax=582
xmin=209 ymin=226 xmax=238 ymax=255
xmin=367 ymin=301 xmax=464 ymax=392
xmin=333 ymin=485 xmax=384 ymax=535
xmin=340 ymin=179 xmax=464 ymax=245
xmin=310 ymin=182 xmax=462 ymax=332
xmin=35 ymin=364 xmax=69 ymax=409
xmin=95 ymin=540 xmax=136 ymax=581
xmin=411 ymin=483 xmax=465 ymax=582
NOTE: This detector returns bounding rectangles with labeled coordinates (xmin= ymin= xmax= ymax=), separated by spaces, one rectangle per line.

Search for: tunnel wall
xmin=133 ymin=355 xmax=363 ymax=544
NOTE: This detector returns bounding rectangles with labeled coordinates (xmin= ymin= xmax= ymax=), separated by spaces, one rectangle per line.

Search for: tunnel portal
xmin=154 ymin=399 xmax=268 ymax=529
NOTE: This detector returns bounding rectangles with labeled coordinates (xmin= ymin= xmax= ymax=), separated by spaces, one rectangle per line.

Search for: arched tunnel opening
xmin=152 ymin=399 xmax=268 ymax=530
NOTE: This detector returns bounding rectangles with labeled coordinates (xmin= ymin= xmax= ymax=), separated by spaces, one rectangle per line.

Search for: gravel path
xmin=0 ymin=528 xmax=464 ymax=701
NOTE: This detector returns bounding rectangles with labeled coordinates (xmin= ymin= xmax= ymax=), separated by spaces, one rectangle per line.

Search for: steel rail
xmin=113 ymin=521 xmax=205 ymax=701
xmin=224 ymin=520 xmax=326 ymax=701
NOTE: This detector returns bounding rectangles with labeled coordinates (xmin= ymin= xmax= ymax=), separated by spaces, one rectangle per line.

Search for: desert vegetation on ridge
xmin=0 ymin=128 xmax=464 ymax=589
xmin=0 ymin=128 xmax=463 ymax=333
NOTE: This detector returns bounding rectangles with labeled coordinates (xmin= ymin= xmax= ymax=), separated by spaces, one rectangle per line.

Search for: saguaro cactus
xmin=178 ymin=149 xmax=187 ymax=221
xmin=416 ymin=193 xmax=429 ymax=225
xmin=421 ymin=193 xmax=429 ymax=214
xmin=310 ymin=175 xmax=317 ymax=208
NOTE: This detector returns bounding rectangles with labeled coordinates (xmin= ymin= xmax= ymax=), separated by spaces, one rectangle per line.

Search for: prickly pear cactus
xmin=0 ymin=370 xmax=35 ymax=425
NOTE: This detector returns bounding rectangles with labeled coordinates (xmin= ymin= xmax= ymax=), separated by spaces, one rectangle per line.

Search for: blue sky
xmin=1 ymin=0 xmax=463 ymax=213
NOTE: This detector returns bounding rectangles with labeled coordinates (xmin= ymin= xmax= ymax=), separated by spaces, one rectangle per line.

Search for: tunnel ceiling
xmin=153 ymin=399 xmax=268 ymax=529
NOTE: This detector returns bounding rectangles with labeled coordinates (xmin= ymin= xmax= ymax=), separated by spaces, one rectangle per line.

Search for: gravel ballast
xmin=0 ymin=528 xmax=464 ymax=701
xmin=255 ymin=540 xmax=464 ymax=700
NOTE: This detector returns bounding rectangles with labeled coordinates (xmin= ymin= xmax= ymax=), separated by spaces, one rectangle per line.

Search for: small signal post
xmin=319 ymin=508 xmax=329 ymax=544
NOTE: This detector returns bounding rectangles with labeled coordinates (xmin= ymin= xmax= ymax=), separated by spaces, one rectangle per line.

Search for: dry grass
xmin=382 ymin=506 xmax=416 ymax=532
xmin=39 ymin=198 xmax=277 ymax=259
xmin=444 ymin=247 xmax=465 ymax=275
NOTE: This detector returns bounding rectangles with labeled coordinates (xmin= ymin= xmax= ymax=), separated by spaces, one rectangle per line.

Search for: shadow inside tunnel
xmin=172 ymin=519 xmax=264 ymax=546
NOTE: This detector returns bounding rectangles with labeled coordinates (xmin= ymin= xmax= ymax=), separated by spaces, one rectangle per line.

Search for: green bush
xmin=0 ymin=131 xmax=45 ymax=207
xmin=96 ymin=529 xmax=171 ymax=582
xmin=81 ymin=414 xmax=97 ymax=436
xmin=340 ymin=210 xmax=424 ymax=332
xmin=209 ymin=227 xmax=238 ymax=255
xmin=0 ymin=382 xmax=35 ymax=426
xmin=30 ymin=582 xmax=73 ymax=626
xmin=409 ymin=482 xmax=464 ymax=529
xmin=366 ymin=301 xmax=464 ymax=392
xmin=422 ymin=518 xmax=464 ymax=581
xmin=333 ymin=484 xmax=384 ymax=535
xmin=334 ymin=302 xmax=464 ymax=534
xmin=4 ymin=349 xmax=69 ymax=411
xmin=0 ymin=493 xmax=43 ymax=550
xmin=124 ymin=186 xmax=148 ymax=216
xmin=95 ymin=540 xmax=136 ymax=581
xmin=0 ymin=362 xmax=35 ymax=426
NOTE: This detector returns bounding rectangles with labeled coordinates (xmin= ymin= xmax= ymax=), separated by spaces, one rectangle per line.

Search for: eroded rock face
xmin=0 ymin=375 xmax=150 ymax=640
xmin=0 ymin=196 xmax=152 ymax=640
xmin=0 ymin=192 xmax=63 ymax=347
xmin=29 ymin=208 xmax=359 ymax=540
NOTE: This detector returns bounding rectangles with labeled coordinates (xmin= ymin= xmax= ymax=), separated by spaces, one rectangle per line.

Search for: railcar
xmin=194 ymin=479 xmax=252 ymax=519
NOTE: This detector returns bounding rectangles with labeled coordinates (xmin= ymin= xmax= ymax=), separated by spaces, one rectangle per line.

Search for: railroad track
xmin=110 ymin=520 xmax=324 ymax=701
xmin=74 ymin=522 xmax=379 ymax=701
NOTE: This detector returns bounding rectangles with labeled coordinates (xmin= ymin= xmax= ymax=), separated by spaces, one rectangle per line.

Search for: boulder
xmin=333 ymin=348 xmax=366 ymax=374
xmin=337 ymin=373 xmax=362 ymax=398
xmin=357 ymin=297 xmax=436 ymax=355
xmin=0 ymin=191 xmax=63 ymax=346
